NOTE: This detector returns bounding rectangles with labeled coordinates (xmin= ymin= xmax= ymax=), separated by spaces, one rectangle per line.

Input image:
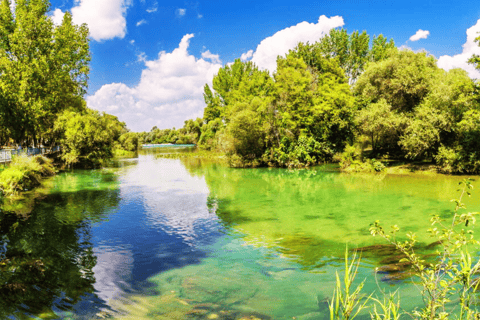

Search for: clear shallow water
xmin=1 ymin=151 xmax=479 ymax=319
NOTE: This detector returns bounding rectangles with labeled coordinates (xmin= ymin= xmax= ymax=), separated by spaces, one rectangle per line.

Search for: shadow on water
xmin=0 ymin=168 xmax=124 ymax=318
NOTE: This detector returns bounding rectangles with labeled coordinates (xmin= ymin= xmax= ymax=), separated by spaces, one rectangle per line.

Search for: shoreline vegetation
xmin=0 ymin=155 xmax=56 ymax=197
xmin=2 ymin=1 xmax=480 ymax=196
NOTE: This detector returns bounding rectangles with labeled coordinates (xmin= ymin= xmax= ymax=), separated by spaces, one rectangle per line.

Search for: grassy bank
xmin=0 ymin=155 xmax=56 ymax=197
xmin=155 ymin=150 xmax=226 ymax=161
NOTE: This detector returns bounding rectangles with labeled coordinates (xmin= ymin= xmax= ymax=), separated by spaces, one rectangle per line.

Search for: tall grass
xmin=0 ymin=155 xmax=56 ymax=196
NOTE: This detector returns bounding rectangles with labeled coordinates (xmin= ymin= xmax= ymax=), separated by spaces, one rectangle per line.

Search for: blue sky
xmin=48 ymin=0 xmax=480 ymax=132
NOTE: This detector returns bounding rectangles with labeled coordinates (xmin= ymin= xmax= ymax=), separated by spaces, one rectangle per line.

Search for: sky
xmin=48 ymin=0 xmax=480 ymax=132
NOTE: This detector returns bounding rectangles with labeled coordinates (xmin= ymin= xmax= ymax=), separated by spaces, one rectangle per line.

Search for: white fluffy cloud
xmin=50 ymin=8 xmax=64 ymax=26
xmin=201 ymin=50 xmax=221 ymax=64
xmin=409 ymin=29 xmax=430 ymax=41
xmin=437 ymin=19 xmax=480 ymax=79
xmin=51 ymin=0 xmax=130 ymax=41
xmin=240 ymin=50 xmax=254 ymax=61
xmin=247 ymin=15 xmax=344 ymax=71
xmin=87 ymin=34 xmax=222 ymax=132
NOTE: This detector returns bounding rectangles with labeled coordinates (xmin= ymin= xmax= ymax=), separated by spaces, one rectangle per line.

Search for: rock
xmin=381 ymin=270 xmax=415 ymax=282
xmin=376 ymin=261 xmax=412 ymax=273
xmin=379 ymin=254 xmax=408 ymax=265
xmin=353 ymin=244 xmax=397 ymax=256
xmin=425 ymin=240 xmax=443 ymax=249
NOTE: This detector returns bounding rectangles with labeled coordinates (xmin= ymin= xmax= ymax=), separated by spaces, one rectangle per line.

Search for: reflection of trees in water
xmin=0 ymin=185 xmax=121 ymax=318
xmin=179 ymin=160 xmax=471 ymax=271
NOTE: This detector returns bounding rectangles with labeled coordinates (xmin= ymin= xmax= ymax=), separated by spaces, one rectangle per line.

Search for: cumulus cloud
xmin=201 ymin=50 xmax=221 ymax=64
xmin=136 ymin=19 xmax=146 ymax=27
xmin=50 ymin=8 xmax=65 ymax=25
xmin=52 ymin=0 xmax=130 ymax=41
xmin=409 ymin=29 xmax=430 ymax=41
xmin=87 ymin=34 xmax=222 ymax=132
xmin=176 ymin=8 xmax=186 ymax=17
xmin=437 ymin=19 xmax=480 ymax=79
xmin=240 ymin=50 xmax=254 ymax=61
xmin=249 ymin=15 xmax=344 ymax=71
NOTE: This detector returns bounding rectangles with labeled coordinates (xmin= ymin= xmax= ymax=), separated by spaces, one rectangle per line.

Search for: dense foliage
xmin=0 ymin=0 xmax=89 ymax=147
xmin=0 ymin=0 xmax=138 ymax=169
xmin=54 ymin=109 xmax=129 ymax=167
xmin=155 ymin=27 xmax=480 ymax=172
xmin=181 ymin=29 xmax=397 ymax=168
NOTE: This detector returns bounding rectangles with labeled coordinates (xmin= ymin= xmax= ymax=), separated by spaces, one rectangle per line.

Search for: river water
xmin=1 ymin=149 xmax=479 ymax=319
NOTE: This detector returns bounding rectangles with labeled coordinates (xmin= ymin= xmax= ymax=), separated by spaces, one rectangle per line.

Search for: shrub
xmin=0 ymin=155 xmax=56 ymax=196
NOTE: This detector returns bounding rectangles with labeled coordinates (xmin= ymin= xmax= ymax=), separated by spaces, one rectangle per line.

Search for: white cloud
xmin=136 ymin=19 xmax=146 ymax=27
xmin=146 ymin=2 xmax=157 ymax=13
xmin=201 ymin=50 xmax=221 ymax=64
xmin=50 ymin=8 xmax=64 ymax=26
xmin=437 ymin=19 xmax=480 ymax=79
xmin=64 ymin=0 xmax=130 ymax=41
xmin=176 ymin=8 xmax=186 ymax=16
xmin=87 ymin=34 xmax=222 ymax=132
xmin=240 ymin=50 xmax=254 ymax=61
xmin=250 ymin=15 xmax=344 ymax=71
xmin=409 ymin=29 xmax=430 ymax=41
xmin=197 ymin=14 xmax=203 ymax=19
xmin=136 ymin=52 xmax=147 ymax=62
xmin=129 ymin=39 xmax=135 ymax=45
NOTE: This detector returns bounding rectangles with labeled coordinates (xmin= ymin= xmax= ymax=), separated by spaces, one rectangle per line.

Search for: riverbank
xmin=0 ymin=155 xmax=56 ymax=197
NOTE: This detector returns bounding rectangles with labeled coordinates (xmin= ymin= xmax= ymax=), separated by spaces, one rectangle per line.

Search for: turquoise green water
xmin=0 ymin=151 xmax=479 ymax=319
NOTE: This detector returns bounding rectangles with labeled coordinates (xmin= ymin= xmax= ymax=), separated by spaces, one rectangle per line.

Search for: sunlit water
xmin=1 ymin=150 xmax=479 ymax=319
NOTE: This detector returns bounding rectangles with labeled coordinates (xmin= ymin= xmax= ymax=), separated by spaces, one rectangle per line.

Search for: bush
xmin=435 ymin=145 xmax=461 ymax=174
xmin=338 ymin=145 xmax=385 ymax=173
xmin=0 ymin=155 xmax=56 ymax=196
xmin=265 ymin=136 xmax=333 ymax=168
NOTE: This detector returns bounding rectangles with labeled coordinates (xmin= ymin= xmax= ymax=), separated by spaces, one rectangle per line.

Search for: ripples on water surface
xmin=1 ymin=150 xmax=479 ymax=319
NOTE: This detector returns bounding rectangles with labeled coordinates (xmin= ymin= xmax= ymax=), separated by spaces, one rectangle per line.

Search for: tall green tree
xmin=0 ymin=0 xmax=90 ymax=147
xmin=316 ymin=28 xmax=395 ymax=84
xmin=354 ymin=49 xmax=440 ymax=113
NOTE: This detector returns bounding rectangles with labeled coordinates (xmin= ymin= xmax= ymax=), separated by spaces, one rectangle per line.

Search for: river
xmin=1 ymin=149 xmax=479 ymax=319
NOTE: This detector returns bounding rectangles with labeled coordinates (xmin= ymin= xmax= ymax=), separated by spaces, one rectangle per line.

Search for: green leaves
xmin=0 ymin=0 xmax=90 ymax=146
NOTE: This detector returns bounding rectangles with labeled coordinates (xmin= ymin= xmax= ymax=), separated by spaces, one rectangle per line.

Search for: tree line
xmin=147 ymin=28 xmax=480 ymax=173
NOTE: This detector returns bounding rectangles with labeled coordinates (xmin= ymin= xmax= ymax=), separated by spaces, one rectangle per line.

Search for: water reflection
xmin=0 ymin=169 xmax=121 ymax=318
xmin=2 ymin=152 xmax=478 ymax=319
xmin=120 ymin=155 xmax=218 ymax=245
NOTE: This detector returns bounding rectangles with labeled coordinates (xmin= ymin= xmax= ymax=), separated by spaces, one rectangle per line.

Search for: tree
xmin=468 ymin=33 xmax=480 ymax=70
xmin=356 ymin=99 xmax=407 ymax=153
xmin=0 ymin=0 xmax=90 ymax=146
xmin=354 ymin=50 xmax=440 ymax=113
xmin=316 ymin=28 xmax=395 ymax=84
xmin=54 ymin=109 xmax=126 ymax=167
